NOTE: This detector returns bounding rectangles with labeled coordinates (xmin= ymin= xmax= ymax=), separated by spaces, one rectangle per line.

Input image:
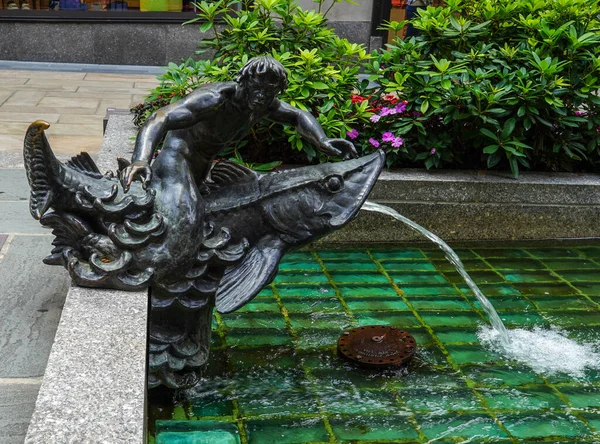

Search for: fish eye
xmin=324 ymin=175 xmax=343 ymax=193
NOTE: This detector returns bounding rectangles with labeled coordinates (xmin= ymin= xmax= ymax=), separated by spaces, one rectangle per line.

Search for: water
xmin=479 ymin=326 xmax=600 ymax=378
xmin=151 ymin=244 xmax=600 ymax=443
xmin=362 ymin=201 xmax=511 ymax=345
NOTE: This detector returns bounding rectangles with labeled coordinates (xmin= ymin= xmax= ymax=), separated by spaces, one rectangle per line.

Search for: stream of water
xmin=362 ymin=202 xmax=600 ymax=377
xmin=361 ymin=201 xmax=511 ymax=346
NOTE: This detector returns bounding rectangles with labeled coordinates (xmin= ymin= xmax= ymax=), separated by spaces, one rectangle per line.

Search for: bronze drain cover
xmin=337 ymin=325 xmax=417 ymax=368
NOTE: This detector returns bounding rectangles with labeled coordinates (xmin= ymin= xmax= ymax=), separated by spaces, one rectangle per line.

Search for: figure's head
xmin=236 ymin=56 xmax=288 ymax=110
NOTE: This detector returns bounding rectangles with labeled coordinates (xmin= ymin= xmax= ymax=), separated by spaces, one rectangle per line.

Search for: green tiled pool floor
xmin=151 ymin=246 xmax=600 ymax=444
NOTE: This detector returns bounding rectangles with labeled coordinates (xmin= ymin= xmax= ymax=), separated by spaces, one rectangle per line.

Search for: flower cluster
xmin=346 ymin=129 xmax=403 ymax=149
xmin=351 ymin=94 xmax=368 ymax=104
xmin=345 ymin=92 xmax=410 ymax=154
xmin=370 ymin=100 xmax=408 ymax=123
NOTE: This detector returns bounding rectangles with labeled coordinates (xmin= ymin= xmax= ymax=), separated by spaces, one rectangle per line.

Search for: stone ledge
xmin=24 ymin=115 xmax=147 ymax=444
xmin=373 ymin=169 xmax=600 ymax=205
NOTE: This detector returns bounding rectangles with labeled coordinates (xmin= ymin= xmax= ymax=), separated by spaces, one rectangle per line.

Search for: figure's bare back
xmin=165 ymin=82 xmax=261 ymax=163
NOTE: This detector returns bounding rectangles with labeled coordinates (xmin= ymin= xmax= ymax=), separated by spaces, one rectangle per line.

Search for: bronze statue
xmin=121 ymin=56 xmax=357 ymax=192
xmin=24 ymin=56 xmax=385 ymax=388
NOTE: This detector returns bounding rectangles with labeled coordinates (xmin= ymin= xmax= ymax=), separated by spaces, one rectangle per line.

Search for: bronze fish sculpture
xmin=24 ymin=120 xmax=385 ymax=388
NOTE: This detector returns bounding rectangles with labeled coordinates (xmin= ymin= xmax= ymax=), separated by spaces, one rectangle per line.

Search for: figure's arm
xmin=266 ymin=99 xmax=358 ymax=159
xmin=122 ymin=88 xmax=223 ymax=191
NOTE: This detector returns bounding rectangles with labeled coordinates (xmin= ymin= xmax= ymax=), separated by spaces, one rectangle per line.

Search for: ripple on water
xmin=478 ymin=326 xmax=600 ymax=379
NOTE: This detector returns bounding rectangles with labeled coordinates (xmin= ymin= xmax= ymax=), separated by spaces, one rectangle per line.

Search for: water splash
xmin=479 ymin=326 xmax=600 ymax=378
xmin=361 ymin=201 xmax=510 ymax=345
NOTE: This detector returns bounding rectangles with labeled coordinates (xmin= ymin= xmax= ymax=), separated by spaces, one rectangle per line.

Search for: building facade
xmin=0 ymin=0 xmax=392 ymax=65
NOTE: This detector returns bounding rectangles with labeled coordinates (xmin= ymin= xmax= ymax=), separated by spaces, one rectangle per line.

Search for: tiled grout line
xmin=313 ymin=249 xmax=428 ymax=442
xmin=569 ymin=252 xmax=600 ymax=310
xmin=269 ymin=282 xmax=338 ymax=443
xmin=522 ymin=250 xmax=600 ymax=316
xmin=469 ymin=249 xmax=547 ymax=317
xmin=310 ymin=249 xmax=357 ymax=322
xmin=187 ymin=406 xmax=598 ymax=425
xmin=212 ymin=310 xmax=250 ymax=444
xmin=367 ymin=249 xmax=518 ymax=444
xmin=426 ymin=248 xmax=504 ymax=328
xmin=535 ymin=373 xmax=600 ymax=437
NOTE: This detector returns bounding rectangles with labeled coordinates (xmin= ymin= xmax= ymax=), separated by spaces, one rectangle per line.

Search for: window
xmin=0 ymin=0 xmax=198 ymax=14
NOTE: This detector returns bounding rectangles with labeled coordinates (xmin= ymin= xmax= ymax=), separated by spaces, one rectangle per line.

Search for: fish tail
xmin=23 ymin=120 xmax=59 ymax=220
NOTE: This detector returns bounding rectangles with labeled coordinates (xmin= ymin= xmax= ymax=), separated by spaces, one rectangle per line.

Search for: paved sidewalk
xmin=0 ymin=63 xmax=160 ymax=167
xmin=0 ymin=62 xmax=160 ymax=444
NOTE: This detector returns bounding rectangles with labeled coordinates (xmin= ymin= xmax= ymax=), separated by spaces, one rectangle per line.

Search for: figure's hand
xmin=121 ymin=161 xmax=152 ymax=193
xmin=320 ymin=138 xmax=359 ymax=160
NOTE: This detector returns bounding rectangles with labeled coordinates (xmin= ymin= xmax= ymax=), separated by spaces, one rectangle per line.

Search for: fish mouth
xmin=328 ymin=150 xmax=385 ymax=227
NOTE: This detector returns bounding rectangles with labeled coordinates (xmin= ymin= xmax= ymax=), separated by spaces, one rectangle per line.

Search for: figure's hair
xmin=235 ymin=56 xmax=288 ymax=92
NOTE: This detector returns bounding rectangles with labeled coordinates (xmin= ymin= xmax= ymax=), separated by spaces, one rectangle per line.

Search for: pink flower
xmin=575 ymin=111 xmax=585 ymax=117
xmin=346 ymin=128 xmax=359 ymax=139
xmin=395 ymin=103 xmax=407 ymax=113
xmin=382 ymin=132 xmax=395 ymax=142
xmin=391 ymin=137 xmax=403 ymax=147
xmin=430 ymin=148 xmax=436 ymax=155
xmin=370 ymin=114 xmax=381 ymax=123
xmin=379 ymin=107 xmax=392 ymax=116
xmin=368 ymin=138 xmax=380 ymax=148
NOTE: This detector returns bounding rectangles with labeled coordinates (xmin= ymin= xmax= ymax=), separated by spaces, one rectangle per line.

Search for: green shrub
xmin=358 ymin=0 xmax=600 ymax=176
xmin=132 ymin=0 xmax=370 ymax=165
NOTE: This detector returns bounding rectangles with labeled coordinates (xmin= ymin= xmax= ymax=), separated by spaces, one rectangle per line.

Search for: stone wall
xmin=0 ymin=16 xmax=371 ymax=66
xmin=326 ymin=169 xmax=600 ymax=245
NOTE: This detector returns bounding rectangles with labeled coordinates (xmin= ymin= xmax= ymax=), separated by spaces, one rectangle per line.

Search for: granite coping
xmin=24 ymin=115 xmax=148 ymax=444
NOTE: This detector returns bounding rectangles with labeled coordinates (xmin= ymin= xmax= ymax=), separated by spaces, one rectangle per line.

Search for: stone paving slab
xmin=0 ymin=170 xmax=33 ymax=202
xmin=0 ymin=378 xmax=42 ymax=444
xmin=0 ymin=235 xmax=69 ymax=378
xmin=0 ymin=202 xmax=48 ymax=235
xmin=0 ymin=67 xmax=156 ymax=159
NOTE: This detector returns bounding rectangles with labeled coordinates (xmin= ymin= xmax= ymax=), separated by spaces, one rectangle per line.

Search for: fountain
xmin=23 ymin=56 xmax=600 ymax=442
xmin=361 ymin=201 xmax=600 ymax=377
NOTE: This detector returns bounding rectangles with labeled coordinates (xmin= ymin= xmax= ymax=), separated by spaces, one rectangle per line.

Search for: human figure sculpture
xmin=24 ymin=56 xmax=385 ymax=388
xmin=121 ymin=56 xmax=357 ymax=192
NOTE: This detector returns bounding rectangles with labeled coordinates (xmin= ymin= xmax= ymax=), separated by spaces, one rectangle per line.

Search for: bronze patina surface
xmin=24 ymin=56 xmax=385 ymax=389
xmin=337 ymin=325 xmax=417 ymax=368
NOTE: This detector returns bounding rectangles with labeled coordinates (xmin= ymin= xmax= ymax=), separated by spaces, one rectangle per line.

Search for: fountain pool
xmin=149 ymin=245 xmax=600 ymax=443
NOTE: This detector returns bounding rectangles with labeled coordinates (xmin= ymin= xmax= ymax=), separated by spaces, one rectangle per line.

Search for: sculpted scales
xmin=23 ymin=56 xmax=385 ymax=388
